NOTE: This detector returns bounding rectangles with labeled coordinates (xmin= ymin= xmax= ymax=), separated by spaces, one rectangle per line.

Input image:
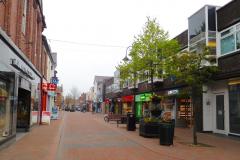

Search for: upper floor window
xmin=21 ymin=0 xmax=28 ymax=34
xmin=220 ymin=23 xmax=240 ymax=55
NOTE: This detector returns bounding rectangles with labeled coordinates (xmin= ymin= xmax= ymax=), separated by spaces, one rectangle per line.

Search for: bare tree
xmin=65 ymin=93 xmax=73 ymax=107
xmin=70 ymin=86 xmax=80 ymax=106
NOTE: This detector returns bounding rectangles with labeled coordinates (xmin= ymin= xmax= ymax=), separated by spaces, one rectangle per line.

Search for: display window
xmin=229 ymin=84 xmax=240 ymax=135
xmin=122 ymin=102 xmax=132 ymax=115
xmin=0 ymin=77 xmax=13 ymax=141
xmin=30 ymin=83 xmax=41 ymax=125
xmin=177 ymin=98 xmax=193 ymax=127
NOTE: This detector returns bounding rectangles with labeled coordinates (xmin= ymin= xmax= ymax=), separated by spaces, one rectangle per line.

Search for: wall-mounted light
xmin=202 ymin=86 xmax=208 ymax=93
xmin=206 ymin=99 xmax=211 ymax=105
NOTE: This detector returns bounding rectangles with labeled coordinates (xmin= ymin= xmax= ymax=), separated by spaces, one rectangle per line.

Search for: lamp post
xmin=122 ymin=46 xmax=132 ymax=62
xmin=122 ymin=46 xmax=137 ymax=115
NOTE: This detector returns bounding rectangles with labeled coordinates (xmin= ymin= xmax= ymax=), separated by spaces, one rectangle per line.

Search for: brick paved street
xmin=0 ymin=111 xmax=240 ymax=160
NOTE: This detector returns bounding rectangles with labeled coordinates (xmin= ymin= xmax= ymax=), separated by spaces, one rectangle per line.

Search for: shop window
xmin=229 ymin=84 xmax=240 ymax=134
xmin=0 ymin=79 xmax=12 ymax=140
xmin=178 ymin=98 xmax=192 ymax=127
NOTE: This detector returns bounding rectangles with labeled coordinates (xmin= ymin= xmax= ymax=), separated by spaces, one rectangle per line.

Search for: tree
xmin=65 ymin=93 xmax=73 ymax=107
xmin=70 ymin=86 xmax=80 ymax=106
xmin=118 ymin=17 xmax=179 ymax=92
xmin=165 ymin=47 xmax=218 ymax=145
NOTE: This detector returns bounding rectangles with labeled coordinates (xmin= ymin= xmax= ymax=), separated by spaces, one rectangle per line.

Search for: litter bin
xmin=127 ymin=112 xmax=136 ymax=131
xmin=159 ymin=122 xmax=174 ymax=145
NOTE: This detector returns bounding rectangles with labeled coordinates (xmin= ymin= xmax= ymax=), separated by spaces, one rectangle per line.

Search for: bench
xmin=104 ymin=114 xmax=127 ymax=127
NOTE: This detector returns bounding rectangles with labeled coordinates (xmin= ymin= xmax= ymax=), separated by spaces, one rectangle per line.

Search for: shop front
xmin=114 ymin=98 xmax=122 ymax=114
xmin=0 ymin=65 xmax=15 ymax=144
xmin=104 ymin=98 xmax=110 ymax=114
xmin=135 ymin=93 xmax=152 ymax=120
xmin=161 ymin=89 xmax=193 ymax=128
xmin=203 ymin=80 xmax=240 ymax=136
xmin=121 ymin=95 xmax=134 ymax=115
xmin=0 ymin=30 xmax=41 ymax=146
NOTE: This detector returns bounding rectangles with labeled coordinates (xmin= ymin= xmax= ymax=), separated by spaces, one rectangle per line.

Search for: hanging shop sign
xmin=42 ymin=83 xmax=57 ymax=91
xmin=47 ymin=83 xmax=57 ymax=91
xmin=135 ymin=93 xmax=152 ymax=102
xmin=51 ymin=76 xmax=59 ymax=84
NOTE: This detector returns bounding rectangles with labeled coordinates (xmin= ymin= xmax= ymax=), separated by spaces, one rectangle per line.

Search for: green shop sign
xmin=135 ymin=93 xmax=152 ymax=102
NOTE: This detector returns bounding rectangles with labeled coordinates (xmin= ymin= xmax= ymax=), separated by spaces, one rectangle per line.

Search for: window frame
xmin=219 ymin=22 xmax=240 ymax=56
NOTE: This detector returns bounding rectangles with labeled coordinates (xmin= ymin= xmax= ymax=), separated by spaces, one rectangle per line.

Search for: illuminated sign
xmin=51 ymin=77 xmax=59 ymax=84
xmin=167 ymin=89 xmax=179 ymax=95
xmin=42 ymin=83 xmax=57 ymax=91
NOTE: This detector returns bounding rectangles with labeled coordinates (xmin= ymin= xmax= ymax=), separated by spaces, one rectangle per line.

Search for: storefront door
xmin=216 ymin=95 xmax=225 ymax=131
xmin=17 ymin=88 xmax=31 ymax=132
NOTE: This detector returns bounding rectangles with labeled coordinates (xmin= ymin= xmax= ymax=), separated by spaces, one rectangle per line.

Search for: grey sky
xmin=43 ymin=0 xmax=230 ymax=95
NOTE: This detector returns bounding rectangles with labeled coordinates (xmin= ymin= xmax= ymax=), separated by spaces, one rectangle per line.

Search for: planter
xmin=139 ymin=121 xmax=160 ymax=138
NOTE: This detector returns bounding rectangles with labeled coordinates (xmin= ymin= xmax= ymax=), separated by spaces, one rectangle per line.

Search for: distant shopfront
xmin=135 ymin=93 xmax=152 ymax=119
xmin=0 ymin=30 xmax=41 ymax=145
xmin=121 ymin=95 xmax=134 ymax=115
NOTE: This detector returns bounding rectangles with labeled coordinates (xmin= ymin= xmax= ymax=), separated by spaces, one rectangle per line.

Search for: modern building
xmin=203 ymin=0 xmax=240 ymax=136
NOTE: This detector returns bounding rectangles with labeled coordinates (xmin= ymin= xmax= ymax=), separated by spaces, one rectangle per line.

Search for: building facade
xmin=0 ymin=0 xmax=58 ymax=148
xmin=203 ymin=0 xmax=240 ymax=136
xmin=93 ymin=76 xmax=112 ymax=112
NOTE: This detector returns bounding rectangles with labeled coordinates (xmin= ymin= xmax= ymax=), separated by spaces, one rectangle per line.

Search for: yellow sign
xmin=207 ymin=41 xmax=216 ymax=47
xmin=0 ymin=88 xmax=8 ymax=97
xmin=228 ymin=80 xmax=240 ymax=85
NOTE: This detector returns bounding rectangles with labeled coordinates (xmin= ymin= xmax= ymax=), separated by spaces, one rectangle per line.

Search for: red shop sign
xmin=122 ymin=95 xmax=134 ymax=102
xmin=47 ymin=83 xmax=57 ymax=91
xmin=42 ymin=83 xmax=57 ymax=91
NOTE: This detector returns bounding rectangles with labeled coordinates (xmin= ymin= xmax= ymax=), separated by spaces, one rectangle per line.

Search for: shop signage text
xmin=42 ymin=83 xmax=57 ymax=91
xmin=11 ymin=59 xmax=34 ymax=80
xmin=167 ymin=89 xmax=179 ymax=95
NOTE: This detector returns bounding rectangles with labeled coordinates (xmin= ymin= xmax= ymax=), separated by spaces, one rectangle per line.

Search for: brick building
xmin=0 ymin=0 xmax=57 ymax=149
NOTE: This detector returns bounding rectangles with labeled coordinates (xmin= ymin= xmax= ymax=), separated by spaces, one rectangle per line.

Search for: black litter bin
xmin=159 ymin=122 xmax=174 ymax=145
xmin=127 ymin=112 xmax=136 ymax=131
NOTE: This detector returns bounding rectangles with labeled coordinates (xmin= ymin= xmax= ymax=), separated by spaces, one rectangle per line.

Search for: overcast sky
xmin=43 ymin=0 xmax=230 ymax=95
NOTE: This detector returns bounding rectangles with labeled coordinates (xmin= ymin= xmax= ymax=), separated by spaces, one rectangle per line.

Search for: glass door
xmin=216 ymin=95 xmax=225 ymax=130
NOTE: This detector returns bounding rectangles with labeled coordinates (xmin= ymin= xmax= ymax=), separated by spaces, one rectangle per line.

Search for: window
xmin=189 ymin=7 xmax=206 ymax=40
xmin=21 ymin=0 xmax=28 ymax=34
xmin=236 ymin=31 xmax=240 ymax=49
xmin=220 ymin=23 xmax=240 ymax=55
xmin=229 ymin=84 xmax=240 ymax=134
xmin=221 ymin=34 xmax=235 ymax=55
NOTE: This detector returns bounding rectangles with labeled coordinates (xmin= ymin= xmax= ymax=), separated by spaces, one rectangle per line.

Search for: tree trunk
xmin=192 ymin=86 xmax=198 ymax=145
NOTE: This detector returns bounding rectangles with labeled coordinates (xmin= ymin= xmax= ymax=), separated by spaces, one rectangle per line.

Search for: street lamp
xmin=122 ymin=46 xmax=132 ymax=62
